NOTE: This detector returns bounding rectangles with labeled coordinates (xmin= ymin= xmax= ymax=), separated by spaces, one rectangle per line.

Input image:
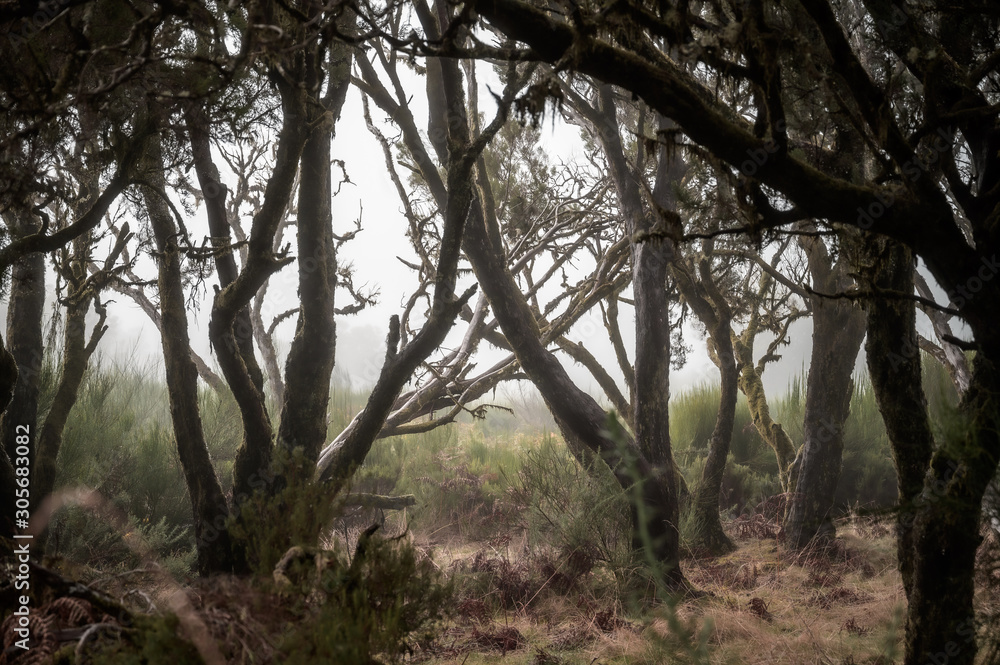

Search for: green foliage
xmin=279 ymin=536 xmax=453 ymax=664
xmin=669 ymin=383 xmax=779 ymax=515
xmin=514 ymin=432 xmax=632 ymax=567
xmin=45 ymin=506 xmax=194 ymax=573
xmin=228 ymin=447 xmax=344 ymax=576
xmin=88 ymin=614 xmax=204 ymax=665
xmin=39 ymin=357 xmax=242 ymax=575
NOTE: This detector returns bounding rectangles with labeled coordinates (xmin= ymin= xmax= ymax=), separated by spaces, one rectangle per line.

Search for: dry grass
xmin=412 ymin=520 xmax=908 ymax=665
xmin=663 ymin=526 xmax=905 ymax=665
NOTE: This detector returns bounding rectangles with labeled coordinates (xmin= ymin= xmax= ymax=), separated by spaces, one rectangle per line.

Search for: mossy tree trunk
xmin=864 ymin=236 xmax=999 ymax=665
xmin=733 ymin=273 xmax=798 ymax=495
xmin=276 ymin=21 xmax=353 ymax=483
xmin=595 ymin=89 xmax=685 ymax=566
xmin=861 ymin=238 xmax=932 ymax=599
xmin=677 ymin=259 xmax=738 ymax=555
xmin=566 ymin=84 xmax=733 ymax=556
xmin=0 ymin=210 xmax=45 ymax=497
xmin=205 ymin=81 xmax=306 ymax=504
xmin=0 ymin=337 xmax=16 ymax=542
xmin=33 ymin=116 xmax=121 ymax=519
xmin=0 ymin=211 xmax=44 ymax=544
xmin=32 ymin=228 xmax=122 ymax=515
xmin=143 ymin=134 xmax=234 ymax=576
xmin=189 ymin=106 xmax=273 ymax=502
xmin=783 ymin=233 xmax=866 ymax=548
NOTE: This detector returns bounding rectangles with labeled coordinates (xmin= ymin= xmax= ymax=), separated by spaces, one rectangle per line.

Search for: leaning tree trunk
xmin=783 ymin=283 xmax=866 ymax=548
xmin=32 ymin=238 xmax=109 ymax=515
xmin=143 ymin=135 xmax=234 ymax=576
xmin=688 ymin=327 xmax=739 ymax=555
xmin=732 ymin=284 xmax=798 ymax=495
xmin=462 ymin=202 xmax=689 ymax=590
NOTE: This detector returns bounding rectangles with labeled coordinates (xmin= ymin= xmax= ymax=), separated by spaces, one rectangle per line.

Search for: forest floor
xmin=10 ymin=515 xmax=1000 ymax=664
xmin=405 ymin=523 xmax=906 ymax=665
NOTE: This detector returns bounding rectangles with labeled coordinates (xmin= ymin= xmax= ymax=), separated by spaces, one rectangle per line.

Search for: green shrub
xmin=279 ymin=534 xmax=453 ymax=664
xmin=228 ymin=447 xmax=345 ymax=576
xmin=514 ymin=433 xmax=632 ymax=568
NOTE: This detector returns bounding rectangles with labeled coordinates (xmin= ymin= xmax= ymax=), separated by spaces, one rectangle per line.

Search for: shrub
xmin=279 ymin=534 xmax=453 ymax=664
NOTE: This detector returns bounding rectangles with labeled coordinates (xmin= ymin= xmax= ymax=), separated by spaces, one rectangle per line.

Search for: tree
xmin=561 ymin=82 xmax=737 ymax=554
xmin=466 ymin=1 xmax=1000 ymax=661
xmin=0 ymin=0 xmax=156 ymax=544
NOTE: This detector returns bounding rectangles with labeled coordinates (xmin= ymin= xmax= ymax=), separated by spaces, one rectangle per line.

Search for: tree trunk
xmin=862 ymin=236 xmax=1000 ymax=665
xmin=689 ymin=330 xmax=739 ymax=555
xmin=733 ymin=293 xmax=798 ymax=494
xmin=0 ymin=214 xmax=44 ymax=544
xmin=860 ymin=239 xmax=930 ymax=583
xmin=462 ymin=204 xmax=689 ymax=589
xmin=32 ymin=277 xmax=106 ymax=514
xmin=142 ymin=135 xmax=234 ymax=576
xmin=275 ymin=31 xmax=352 ymax=480
xmin=903 ymin=354 xmax=998 ymax=665
xmin=0 ymin=336 xmax=16 ymax=542
xmin=210 ymin=80 xmax=307 ymax=505
xmin=784 ymin=238 xmax=866 ymax=548
xmin=586 ymin=91 xmax=692 ymax=563
xmin=0 ymin=214 xmax=45 ymax=495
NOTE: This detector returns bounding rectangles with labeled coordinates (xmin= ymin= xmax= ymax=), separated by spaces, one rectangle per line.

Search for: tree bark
xmin=210 ymin=78 xmax=307 ymax=504
xmin=692 ymin=332 xmax=739 ymax=553
xmin=275 ymin=27 xmax=353 ymax=479
xmin=0 ymin=213 xmax=45 ymax=489
xmin=142 ymin=135 xmax=234 ymax=576
xmin=32 ymin=249 xmax=109 ymax=514
xmin=733 ymin=276 xmax=798 ymax=494
xmin=784 ymin=234 xmax=866 ymax=548
xmin=903 ymin=353 xmax=998 ymax=665
xmin=0 ymin=214 xmax=44 ymax=544
xmin=0 ymin=335 xmax=16 ymax=542
xmin=861 ymin=239 xmax=932 ymax=598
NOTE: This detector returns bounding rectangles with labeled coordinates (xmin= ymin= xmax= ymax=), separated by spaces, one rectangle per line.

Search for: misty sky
xmin=4 ymin=73 xmax=910 ymax=414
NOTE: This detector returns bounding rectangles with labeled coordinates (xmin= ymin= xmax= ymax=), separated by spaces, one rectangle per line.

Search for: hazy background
xmin=4 ymin=78 xmax=887 ymax=414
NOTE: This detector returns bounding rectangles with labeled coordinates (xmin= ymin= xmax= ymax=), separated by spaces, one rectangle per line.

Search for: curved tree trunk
xmin=143 ymin=135 xmax=234 ymax=576
xmin=689 ymin=329 xmax=739 ymax=555
xmin=462 ymin=204 xmax=689 ymax=589
xmin=732 ymin=281 xmax=798 ymax=495
xmin=32 ymin=269 xmax=107 ymax=515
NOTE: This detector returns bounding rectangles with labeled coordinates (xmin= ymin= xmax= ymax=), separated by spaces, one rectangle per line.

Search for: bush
xmin=514 ymin=433 xmax=632 ymax=569
xmin=279 ymin=534 xmax=453 ymax=664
